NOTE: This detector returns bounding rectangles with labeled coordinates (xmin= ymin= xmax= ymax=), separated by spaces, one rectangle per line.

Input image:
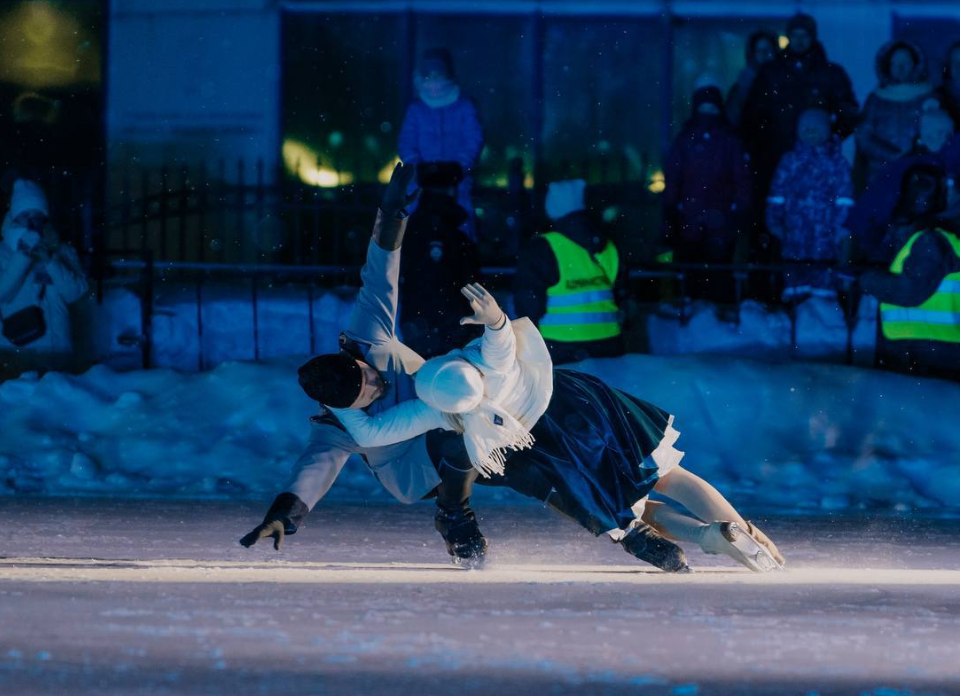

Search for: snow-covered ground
xmin=2 ymin=353 xmax=959 ymax=513
xmin=1 ymin=498 xmax=959 ymax=696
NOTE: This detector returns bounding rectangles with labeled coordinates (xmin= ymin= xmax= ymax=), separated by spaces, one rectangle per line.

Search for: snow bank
xmin=74 ymin=282 xmax=355 ymax=372
xmin=75 ymin=283 xmax=876 ymax=372
xmin=0 ymin=359 xmax=379 ymax=500
xmin=645 ymin=297 xmax=879 ymax=365
xmin=2 ymin=354 xmax=959 ymax=512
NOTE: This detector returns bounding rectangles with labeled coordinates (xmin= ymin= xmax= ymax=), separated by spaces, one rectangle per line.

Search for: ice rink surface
xmin=1 ymin=498 xmax=959 ymax=696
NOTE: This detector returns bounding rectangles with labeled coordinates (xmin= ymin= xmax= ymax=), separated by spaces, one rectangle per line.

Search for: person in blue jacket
xmin=398 ymin=48 xmax=484 ymax=241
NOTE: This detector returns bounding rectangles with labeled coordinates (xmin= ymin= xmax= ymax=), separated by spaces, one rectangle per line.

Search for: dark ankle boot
xmin=621 ymin=523 xmax=690 ymax=573
xmin=434 ymin=504 xmax=488 ymax=568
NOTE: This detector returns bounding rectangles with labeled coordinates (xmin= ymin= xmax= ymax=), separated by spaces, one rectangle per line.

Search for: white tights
xmin=641 ymin=466 xmax=747 ymax=543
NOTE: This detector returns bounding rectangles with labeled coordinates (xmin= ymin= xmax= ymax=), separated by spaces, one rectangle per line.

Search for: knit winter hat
xmin=415 ymin=355 xmax=484 ymax=414
xmin=746 ymin=30 xmax=779 ymax=67
xmin=786 ymin=13 xmax=817 ymax=40
xmin=692 ymin=86 xmax=724 ymax=115
xmin=297 ymin=353 xmax=363 ymax=408
xmin=545 ymin=179 xmax=586 ymax=221
xmin=419 ymin=48 xmax=455 ymax=79
xmin=896 ymin=163 xmax=948 ymax=222
xmin=9 ymin=179 xmax=48 ymax=219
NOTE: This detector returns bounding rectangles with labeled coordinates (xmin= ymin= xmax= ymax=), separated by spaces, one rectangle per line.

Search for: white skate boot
xmin=698 ymin=521 xmax=783 ymax=572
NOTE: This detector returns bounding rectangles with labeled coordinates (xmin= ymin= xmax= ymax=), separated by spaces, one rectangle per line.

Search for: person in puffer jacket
xmin=766 ymin=109 xmax=854 ymax=299
xmin=398 ymin=48 xmax=484 ymax=241
xmin=740 ymin=13 xmax=859 ymax=201
xmin=726 ymin=30 xmax=778 ymax=128
xmin=856 ymin=40 xmax=939 ymax=187
xmin=662 ymin=85 xmax=752 ymax=302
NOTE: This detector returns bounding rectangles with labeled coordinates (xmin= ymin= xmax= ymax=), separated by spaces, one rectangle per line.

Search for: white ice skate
xmin=698 ymin=521 xmax=784 ymax=572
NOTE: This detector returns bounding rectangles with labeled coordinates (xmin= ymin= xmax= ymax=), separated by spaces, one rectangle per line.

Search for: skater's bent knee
xmin=653 ymin=466 xmax=689 ymax=493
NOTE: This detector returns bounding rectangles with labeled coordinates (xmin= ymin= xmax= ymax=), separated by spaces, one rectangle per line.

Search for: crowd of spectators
xmin=401 ymin=14 xmax=960 ymax=380
xmin=657 ymin=13 xmax=960 ymax=379
xmin=4 ymin=15 xmax=959 ymax=382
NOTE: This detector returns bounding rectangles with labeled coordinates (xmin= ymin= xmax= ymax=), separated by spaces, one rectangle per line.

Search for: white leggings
xmin=608 ymin=466 xmax=748 ymax=543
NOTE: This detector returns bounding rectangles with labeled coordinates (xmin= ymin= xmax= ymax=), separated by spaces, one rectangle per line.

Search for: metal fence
xmin=96 ymin=162 xmax=864 ymax=371
xmin=101 ymin=158 xmax=657 ymax=270
xmin=107 ymin=159 xmax=374 ymax=268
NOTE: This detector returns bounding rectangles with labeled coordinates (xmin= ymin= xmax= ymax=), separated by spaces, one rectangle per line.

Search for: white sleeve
xmin=479 ymin=316 xmax=517 ymax=373
xmin=329 ymin=400 xmax=451 ymax=448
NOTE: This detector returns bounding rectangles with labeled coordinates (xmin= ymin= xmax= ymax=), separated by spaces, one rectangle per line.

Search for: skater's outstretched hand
xmin=239 ymin=520 xmax=285 ymax=551
xmin=460 ymin=283 xmax=506 ymax=328
xmin=380 ymin=161 xmax=419 ymax=218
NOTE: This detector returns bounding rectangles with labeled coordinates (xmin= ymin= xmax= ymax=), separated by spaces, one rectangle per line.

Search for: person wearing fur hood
xmin=0 ymin=179 xmax=88 ymax=375
xmin=856 ymin=40 xmax=940 ymax=186
xmin=331 ymin=283 xmax=785 ymax=574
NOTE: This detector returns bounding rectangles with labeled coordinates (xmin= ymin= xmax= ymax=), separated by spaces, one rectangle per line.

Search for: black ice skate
xmin=435 ymin=505 xmax=488 ymax=568
xmin=621 ymin=522 xmax=691 ymax=573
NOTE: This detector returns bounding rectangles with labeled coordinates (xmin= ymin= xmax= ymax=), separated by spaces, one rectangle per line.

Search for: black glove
xmin=380 ymin=161 xmax=419 ymax=218
xmin=239 ymin=519 xmax=285 ymax=550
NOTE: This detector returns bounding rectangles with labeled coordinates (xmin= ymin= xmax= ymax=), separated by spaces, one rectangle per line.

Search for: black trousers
xmin=424 ymin=430 xmax=479 ymax=512
xmin=424 ymin=429 xmax=604 ymax=534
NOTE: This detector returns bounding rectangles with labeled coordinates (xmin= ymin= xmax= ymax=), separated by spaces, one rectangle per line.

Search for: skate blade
xmin=452 ymin=556 xmax=486 ymax=570
xmin=723 ymin=523 xmax=784 ymax=573
xmin=449 ymin=549 xmax=487 ymax=570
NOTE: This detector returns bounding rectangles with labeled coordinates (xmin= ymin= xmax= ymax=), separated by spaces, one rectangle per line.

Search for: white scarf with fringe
xmin=447 ymin=318 xmax=553 ymax=477
xmin=448 ymin=402 xmax=537 ymax=477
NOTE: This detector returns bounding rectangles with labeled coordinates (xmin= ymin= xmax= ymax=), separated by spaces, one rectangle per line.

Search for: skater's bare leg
xmin=642 ymin=500 xmax=707 ymax=543
xmin=654 ymin=467 xmax=782 ymax=571
xmin=653 ymin=466 xmax=747 ymax=528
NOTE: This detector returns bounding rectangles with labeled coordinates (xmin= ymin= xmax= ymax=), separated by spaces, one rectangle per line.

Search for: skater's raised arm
xmin=344 ymin=162 xmax=419 ymax=346
xmin=330 ymin=400 xmax=452 ymax=448
xmin=459 ymin=283 xmax=516 ymax=373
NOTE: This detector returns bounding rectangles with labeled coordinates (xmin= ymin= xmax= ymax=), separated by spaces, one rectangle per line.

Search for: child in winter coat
xmin=330 ymin=283 xmax=785 ymax=574
xmin=766 ymin=109 xmax=854 ymax=300
xmin=662 ymin=85 xmax=752 ymax=303
xmin=398 ymin=48 xmax=484 ymax=241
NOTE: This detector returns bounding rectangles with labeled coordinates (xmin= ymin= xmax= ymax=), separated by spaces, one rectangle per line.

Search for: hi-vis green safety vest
xmin=539 ymin=231 xmax=622 ymax=343
xmin=880 ymin=227 xmax=960 ymax=343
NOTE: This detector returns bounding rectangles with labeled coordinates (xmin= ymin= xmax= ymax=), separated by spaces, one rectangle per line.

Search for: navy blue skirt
xmin=502 ymin=369 xmax=675 ymax=535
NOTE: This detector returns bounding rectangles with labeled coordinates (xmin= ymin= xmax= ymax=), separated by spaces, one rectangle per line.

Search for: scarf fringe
xmin=471 ymin=430 xmax=536 ymax=478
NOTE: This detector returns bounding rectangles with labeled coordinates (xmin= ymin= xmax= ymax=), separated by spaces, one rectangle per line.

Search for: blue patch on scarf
xmin=493 ymin=414 xmax=503 ymax=426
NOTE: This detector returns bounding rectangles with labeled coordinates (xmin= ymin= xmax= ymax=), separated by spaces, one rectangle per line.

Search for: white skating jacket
xmin=331 ymin=316 xmax=554 ymax=454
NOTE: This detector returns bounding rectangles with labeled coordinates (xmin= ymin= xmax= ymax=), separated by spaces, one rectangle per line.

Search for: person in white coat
xmin=0 ymin=179 xmax=88 ymax=376
xmin=333 ymin=283 xmax=785 ymax=573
